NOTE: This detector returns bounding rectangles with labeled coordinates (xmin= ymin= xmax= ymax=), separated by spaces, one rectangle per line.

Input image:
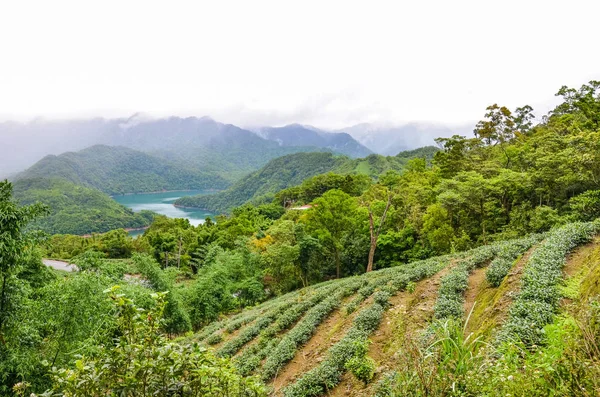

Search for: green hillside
xmin=13 ymin=178 xmax=154 ymax=235
xmin=175 ymin=147 xmax=439 ymax=213
xmin=3 ymin=80 xmax=600 ymax=397
xmin=16 ymin=145 xmax=230 ymax=195
xmin=188 ymin=221 xmax=600 ymax=397
xmin=174 ymin=152 xmax=349 ymax=212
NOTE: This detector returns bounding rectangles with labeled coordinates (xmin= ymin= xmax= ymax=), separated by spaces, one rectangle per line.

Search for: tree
xmin=303 ymin=190 xmax=361 ymax=279
xmin=0 ymin=181 xmax=47 ymax=344
xmin=34 ymin=288 xmax=266 ymax=397
xmin=551 ymin=80 xmax=600 ymax=130
xmin=514 ymin=105 xmax=535 ymax=134
xmin=473 ymin=104 xmax=515 ymax=146
xmin=473 ymin=104 xmax=516 ymax=167
xmin=359 ymin=173 xmax=397 ymax=272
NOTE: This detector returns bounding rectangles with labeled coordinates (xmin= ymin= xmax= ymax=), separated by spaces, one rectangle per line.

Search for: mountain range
xmin=15 ymin=145 xmax=230 ymax=195
xmin=1 ymin=115 xmax=470 ymax=178
xmin=255 ymin=124 xmax=371 ymax=158
xmin=335 ymin=122 xmax=471 ymax=156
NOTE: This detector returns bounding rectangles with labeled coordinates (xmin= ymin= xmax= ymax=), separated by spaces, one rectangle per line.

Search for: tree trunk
xmin=335 ymin=250 xmax=340 ymax=279
xmin=367 ymin=237 xmax=377 ymax=273
xmin=365 ymin=193 xmax=392 ymax=273
xmin=177 ymin=238 xmax=182 ymax=268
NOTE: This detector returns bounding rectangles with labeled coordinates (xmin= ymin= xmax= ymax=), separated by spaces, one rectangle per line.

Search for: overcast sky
xmin=0 ymin=0 xmax=598 ymax=128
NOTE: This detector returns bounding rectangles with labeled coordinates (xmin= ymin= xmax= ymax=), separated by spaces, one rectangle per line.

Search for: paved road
xmin=43 ymin=259 xmax=78 ymax=272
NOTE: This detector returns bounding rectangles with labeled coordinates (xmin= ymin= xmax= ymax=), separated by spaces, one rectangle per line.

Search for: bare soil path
xmin=43 ymin=259 xmax=77 ymax=272
xmin=465 ymin=245 xmax=537 ymax=338
xmin=269 ymin=295 xmax=359 ymax=395
xmin=329 ymin=265 xmax=454 ymax=397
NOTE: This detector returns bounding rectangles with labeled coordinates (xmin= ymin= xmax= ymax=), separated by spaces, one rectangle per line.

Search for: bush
xmin=32 ymin=289 xmax=266 ymax=397
xmin=345 ymin=341 xmax=376 ymax=384
xmin=499 ymin=222 xmax=600 ymax=348
xmin=133 ymin=254 xmax=191 ymax=334
xmin=260 ymin=279 xmax=363 ymax=380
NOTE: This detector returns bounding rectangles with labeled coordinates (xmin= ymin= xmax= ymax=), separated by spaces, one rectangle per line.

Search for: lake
xmin=113 ymin=190 xmax=217 ymax=233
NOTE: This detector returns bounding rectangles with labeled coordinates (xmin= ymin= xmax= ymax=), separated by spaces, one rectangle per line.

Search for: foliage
xmin=13 ymin=178 xmax=155 ymax=235
xmin=302 ymin=189 xmax=363 ymax=279
xmin=31 ymin=289 xmax=266 ymax=397
xmin=133 ymin=254 xmax=192 ymax=334
xmin=499 ymin=221 xmax=600 ymax=348
xmin=344 ymin=340 xmax=376 ymax=384
xmin=374 ymin=320 xmax=486 ymax=397
xmin=485 ymin=234 xmax=544 ymax=287
xmin=16 ymin=144 xmax=230 ymax=195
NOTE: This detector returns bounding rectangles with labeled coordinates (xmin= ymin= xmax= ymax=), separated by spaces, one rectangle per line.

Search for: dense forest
xmin=1 ymin=80 xmax=600 ymax=396
xmin=12 ymin=178 xmax=155 ymax=235
xmin=15 ymin=144 xmax=231 ymax=195
xmin=175 ymin=147 xmax=439 ymax=213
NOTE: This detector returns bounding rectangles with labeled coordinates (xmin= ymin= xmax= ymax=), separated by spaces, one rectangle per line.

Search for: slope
xmin=174 ymin=152 xmax=347 ymax=213
xmin=189 ymin=220 xmax=600 ymax=397
xmin=15 ymin=144 xmax=230 ymax=195
xmin=258 ymin=124 xmax=372 ymax=158
xmin=175 ymin=147 xmax=439 ymax=213
xmin=12 ymin=178 xmax=155 ymax=235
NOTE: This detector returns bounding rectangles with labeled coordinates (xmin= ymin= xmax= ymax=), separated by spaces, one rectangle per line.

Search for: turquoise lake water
xmin=113 ymin=190 xmax=217 ymax=232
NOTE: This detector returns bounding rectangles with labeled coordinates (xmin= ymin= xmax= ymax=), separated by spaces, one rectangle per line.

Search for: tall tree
xmin=473 ymin=104 xmax=516 ymax=167
xmin=303 ymin=189 xmax=360 ymax=279
xmin=0 ymin=181 xmax=47 ymax=344
xmin=360 ymin=171 xmax=399 ymax=272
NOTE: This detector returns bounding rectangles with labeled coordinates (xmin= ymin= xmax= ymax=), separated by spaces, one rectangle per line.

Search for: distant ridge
xmin=257 ymin=124 xmax=371 ymax=158
xmin=15 ymin=145 xmax=230 ymax=195
xmin=336 ymin=122 xmax=471 ymax=155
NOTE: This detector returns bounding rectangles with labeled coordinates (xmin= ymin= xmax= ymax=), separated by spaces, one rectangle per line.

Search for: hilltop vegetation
xmin=175 ymin=147 xmax=439 ymax=213
xmin=2 ymin=80 xmax=600 ymax=396
xmin=175 ymin=152 xmax=349 ymax=212
xmin=12 ymin=178 xmax=154 ymax=235
xmin=15 ymin=144 xmax=230 ymax=195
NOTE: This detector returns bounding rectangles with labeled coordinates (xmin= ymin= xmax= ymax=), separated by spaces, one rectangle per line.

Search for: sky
xmin=0 ymin=0 xmax=599 ymax=129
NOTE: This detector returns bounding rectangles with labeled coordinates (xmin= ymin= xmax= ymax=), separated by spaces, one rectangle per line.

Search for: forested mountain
xmin=175 ymin=147 xmax=439 ymax=213
xmin=257 ymin=124 xmax=371 ymax=158
xmin=12 ymin=178 xmax=154 ymax=235
xmin=3 ymin=81 xmax=600 ymax=397
xmin=1 ymin=116 xmax=327 ymax=180
xmin=175 ymin=152 xmax=348 ymax=212
xmin=338 ymin=122 xmax=463 ymax=155
xmin=15 ymin=145 xmax=230 ymax=195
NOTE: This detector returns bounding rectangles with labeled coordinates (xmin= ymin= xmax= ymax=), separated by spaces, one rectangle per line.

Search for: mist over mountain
xmin=0 ymin=115 xmax=467 ymax=178
xmin=336 ymin=122 xmax=473 ymax=155
xmin=0 ymin=116 xmax=316 ymax=177
xmin=256 ymin=124 xmax=371 ymax=158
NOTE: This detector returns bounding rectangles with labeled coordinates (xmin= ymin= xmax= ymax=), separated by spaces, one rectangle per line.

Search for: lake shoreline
xmin=111 ymin=188 xmax=222 ymax=197
xmin=80 ymin=226 xmax=149 ymax=237
xmin=113 ymin=190 xmax=218 ymax=227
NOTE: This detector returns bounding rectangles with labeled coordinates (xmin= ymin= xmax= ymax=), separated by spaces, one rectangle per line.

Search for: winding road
xmin=43 ymin=259 xmax=78 ymax=272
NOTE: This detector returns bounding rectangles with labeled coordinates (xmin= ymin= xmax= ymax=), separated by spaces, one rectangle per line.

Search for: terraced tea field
xmin=193 ymin=221 xmax=600 ymax=396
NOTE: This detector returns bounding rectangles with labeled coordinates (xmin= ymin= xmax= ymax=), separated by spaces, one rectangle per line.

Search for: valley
xmin=1 ymin=80 xmax=600 ymax=397
xmin=113 ymin=190 xmax=217 ymax=228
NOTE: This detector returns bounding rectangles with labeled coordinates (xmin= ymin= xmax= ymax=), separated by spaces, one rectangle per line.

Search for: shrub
xmin=499 ymin=222 xmax=600 ymax=348
xmin=344 ymin=340 xmax=376 ymax=384
xmin=260 ymin=279 xmax=362 ymax=380
xmin=33 ymin=289 xmax=266 ymax=397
